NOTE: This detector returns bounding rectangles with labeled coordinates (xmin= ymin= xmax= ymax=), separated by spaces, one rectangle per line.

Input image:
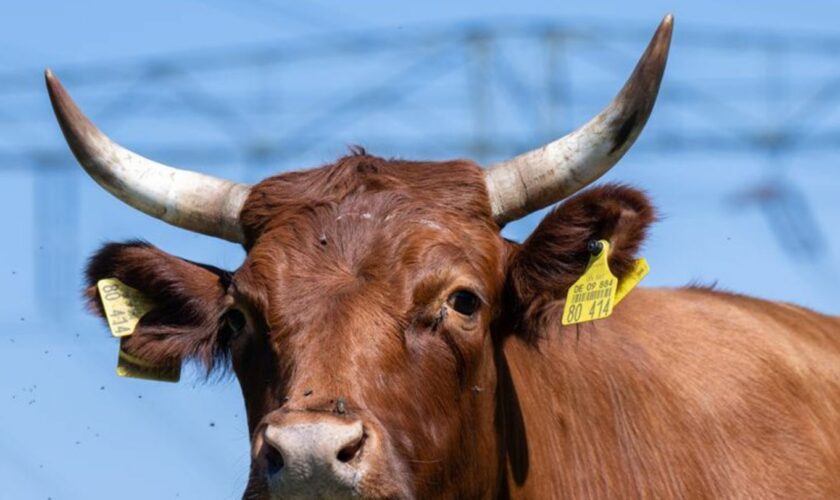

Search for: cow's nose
xmin=260 ymin=418 xmax=368 ymax=493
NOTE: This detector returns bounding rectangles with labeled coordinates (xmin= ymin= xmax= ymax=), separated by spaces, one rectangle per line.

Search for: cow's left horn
xmin=45 ymin=70 xmax=250 ymax=243
xmin=485 ymin=14 xmax=673 ymax=224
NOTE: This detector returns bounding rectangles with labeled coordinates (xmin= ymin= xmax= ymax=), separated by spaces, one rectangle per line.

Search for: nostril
xmin=336 ymin=432 xmax=366 ymax=463
xmin=264 ymin=442 xmax=285 ymax=476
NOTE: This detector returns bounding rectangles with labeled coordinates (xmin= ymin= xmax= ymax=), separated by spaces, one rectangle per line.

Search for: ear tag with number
xmin=97 ymin=278 xmax=155 ymax=338
xmin=562 ymin=240 xmax=618 ymax=325
xmin=97 ymin=278 xmax=179 ymax=383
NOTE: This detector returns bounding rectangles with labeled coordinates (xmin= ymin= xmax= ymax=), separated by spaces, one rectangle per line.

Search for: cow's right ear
xmin=503 ymin=184 xmax=656 ymax=339
xmin=84 ymin=241 xmax=233 ymax=375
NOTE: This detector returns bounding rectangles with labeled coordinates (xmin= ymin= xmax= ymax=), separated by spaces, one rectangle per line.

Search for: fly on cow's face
xmin=431 ymin=306 xmax=448 ymax=331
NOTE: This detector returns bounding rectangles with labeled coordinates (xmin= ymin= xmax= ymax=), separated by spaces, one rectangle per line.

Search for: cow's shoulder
xmin=501 ymin=286 xmax=840 ymax=498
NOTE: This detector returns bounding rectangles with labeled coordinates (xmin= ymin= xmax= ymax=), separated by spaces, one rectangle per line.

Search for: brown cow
xmin=48 ymin=15 xmax=840 ymax=499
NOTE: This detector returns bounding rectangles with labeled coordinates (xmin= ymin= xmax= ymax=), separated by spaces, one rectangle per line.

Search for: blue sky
xmin=2 ymin=1 xmax=840 ymax=499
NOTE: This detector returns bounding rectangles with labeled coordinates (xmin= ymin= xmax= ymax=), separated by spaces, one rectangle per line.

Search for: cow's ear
xmin=505 ymin=184 xmax=655 ymax=336
xmin=84 ymin=241 xmax=233 ymax=375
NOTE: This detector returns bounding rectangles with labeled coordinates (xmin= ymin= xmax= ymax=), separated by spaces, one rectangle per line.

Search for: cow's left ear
xmin=84 ymin=241 xmax=233 ymax=375
xmin=504 ymin=184 xmax=656 ymax=336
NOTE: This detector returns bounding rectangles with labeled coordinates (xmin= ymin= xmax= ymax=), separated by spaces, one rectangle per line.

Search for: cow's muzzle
xmin=254 ymin=411 xmax=378 ymax=497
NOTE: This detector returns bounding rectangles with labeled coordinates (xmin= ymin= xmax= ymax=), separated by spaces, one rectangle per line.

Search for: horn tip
xmin=44 ymin=68 xmax=58 ymax=86
xmin=44 ymin=68 xmax=63 ymax=99
xmin=44 ymin=68 xmax=57 ymax=88
xmin=657 ymin=13 xmax=674 ymax=37
xmin=658 ymin=14 xmax=674 ymax=41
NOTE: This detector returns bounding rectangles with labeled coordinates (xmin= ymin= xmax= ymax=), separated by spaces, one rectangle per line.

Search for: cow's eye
xmin=449 ymin=290 xmax=480 ymax=316
xmin=225 ymin=308 xmax=247 ymax=333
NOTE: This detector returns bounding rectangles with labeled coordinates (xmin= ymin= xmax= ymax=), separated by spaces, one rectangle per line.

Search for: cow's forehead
xmin=234 ymin=154 xmax=506 ymax=319
xmin=239 ymin=153 xmax=495 ymax=239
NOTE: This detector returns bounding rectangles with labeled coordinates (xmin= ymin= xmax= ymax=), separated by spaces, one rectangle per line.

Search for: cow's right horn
xmin=45 ymin=70 xmax=250 ymax=243
xmin=484 ymin=14 xmax=673 ymax=225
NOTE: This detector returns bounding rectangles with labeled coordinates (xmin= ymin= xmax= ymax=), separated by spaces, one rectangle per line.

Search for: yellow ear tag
xmin=614 ymin=258 xmax=649 ymax=305
xmin=97 ymin=278 xmax=156 ymax=337
xmin=117 ymin=339 xmax=181 ymax=383
xmin=97 ymin=278 xmax=180 ymax=383
xmin=562 ymin=240 xmax=618 ymax=325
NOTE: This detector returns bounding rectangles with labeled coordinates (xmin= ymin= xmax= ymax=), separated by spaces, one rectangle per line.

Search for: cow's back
xmin=499 ymin=287 xmax=840 ymax=499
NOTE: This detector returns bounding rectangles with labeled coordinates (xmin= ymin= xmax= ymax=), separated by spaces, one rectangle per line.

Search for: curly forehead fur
xmin=240 ymin=153 xmax=497 ymax=246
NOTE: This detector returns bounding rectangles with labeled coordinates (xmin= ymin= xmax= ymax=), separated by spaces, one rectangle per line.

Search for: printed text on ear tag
xmin=97 ymin=278 xmax=155 ymax=338
xmin=562 ymin=240 xmax=618 ymax=325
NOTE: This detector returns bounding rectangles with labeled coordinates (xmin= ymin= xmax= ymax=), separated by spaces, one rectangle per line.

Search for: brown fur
xmin=84 ymin=153 xmax=840 ymax=499
xmin=498 ymin=288 xmax=840 ymax=498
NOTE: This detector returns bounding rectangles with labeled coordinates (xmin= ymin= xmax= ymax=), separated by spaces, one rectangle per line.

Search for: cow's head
xmin=49 ymin=16 xmax=671 ymax=499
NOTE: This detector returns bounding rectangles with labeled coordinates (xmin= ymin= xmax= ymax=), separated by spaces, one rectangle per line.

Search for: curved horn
xmin=485 ymin=14 xmax=673 ymax=224
xmin=45 ymin=70 xmax=250 ymax=243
